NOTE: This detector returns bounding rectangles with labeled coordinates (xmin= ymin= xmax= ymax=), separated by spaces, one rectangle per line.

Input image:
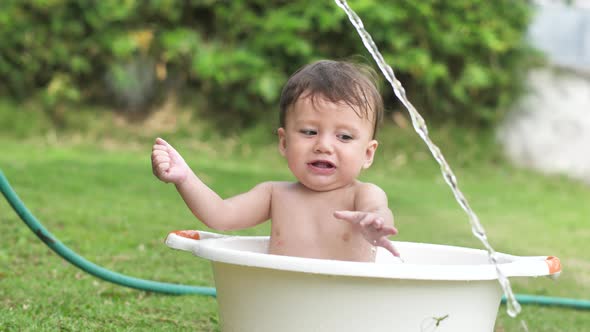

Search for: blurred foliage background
xmin=0 ymin=0 xmax=537 ymax=133
xmin=5 ymin=3 xmax=590 ymax=331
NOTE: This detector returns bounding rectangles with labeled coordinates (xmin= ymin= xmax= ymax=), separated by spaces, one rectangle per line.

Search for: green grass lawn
xmin=1 ymin=136 xmax=589 ymax=331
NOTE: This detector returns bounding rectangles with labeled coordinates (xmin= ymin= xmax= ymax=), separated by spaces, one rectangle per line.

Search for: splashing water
xmin=334 ymin=0 xmax=522 ymax=318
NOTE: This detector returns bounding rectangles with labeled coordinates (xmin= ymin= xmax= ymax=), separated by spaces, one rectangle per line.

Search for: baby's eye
xmin=300 ymin=129 xmax=317 ymax=136
xmin=337 ymin=134 xmax=354 ymax=141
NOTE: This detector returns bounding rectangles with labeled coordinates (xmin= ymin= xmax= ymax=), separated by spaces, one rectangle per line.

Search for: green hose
xmin=2 ymin=169 xmax=590 ymax=311
xmin=506 ymin=295 xmax=590 ymax=310
xmin=0 ymin=169 xmax=216 ymax=296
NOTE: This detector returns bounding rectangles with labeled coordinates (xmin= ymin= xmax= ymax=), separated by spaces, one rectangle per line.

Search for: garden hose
xmin=0 ymin=170 xmax=215 ymax=296
xmin=2 ymin=169 xmax=590 ymax=310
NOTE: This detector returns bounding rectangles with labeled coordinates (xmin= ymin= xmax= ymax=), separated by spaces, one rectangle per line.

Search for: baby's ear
xmin=277 ymin=128 xmax=287 ymax=156
xmin=363 ymin=140 xmax=378 ymax=169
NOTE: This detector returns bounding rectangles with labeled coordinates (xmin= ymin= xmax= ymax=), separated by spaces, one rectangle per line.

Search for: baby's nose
xmin=313 ymin=135 xmax=334 ymax=153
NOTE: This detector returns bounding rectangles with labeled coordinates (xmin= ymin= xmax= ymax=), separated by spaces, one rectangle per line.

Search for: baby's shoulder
xmin=262 ymin=181 xmax=298 ymax=194
xmin=352 ymin=181 xmax=387 ymax=197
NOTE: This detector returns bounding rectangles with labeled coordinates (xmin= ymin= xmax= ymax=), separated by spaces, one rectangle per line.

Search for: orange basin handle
xmin=172 ymin=230 xmax=201 ymax=240
xmin=545 ymin=256 xmax=561 ymax=274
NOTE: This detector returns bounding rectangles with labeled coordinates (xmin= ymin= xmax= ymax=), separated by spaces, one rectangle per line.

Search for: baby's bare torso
xmin=269 ymin=181 xmax=374 ymax=262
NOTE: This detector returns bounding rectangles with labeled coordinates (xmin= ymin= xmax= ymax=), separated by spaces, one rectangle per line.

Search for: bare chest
xmin=268 ymin=183 xmax=372 ymax=261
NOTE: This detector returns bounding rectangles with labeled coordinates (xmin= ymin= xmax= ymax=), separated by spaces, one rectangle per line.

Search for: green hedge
xmin=0 ymin=0 xmax=536 ymax=127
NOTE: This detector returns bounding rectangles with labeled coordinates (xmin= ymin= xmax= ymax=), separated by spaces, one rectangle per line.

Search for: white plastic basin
xmin=166 ymin=230 xmax=561 ymax=332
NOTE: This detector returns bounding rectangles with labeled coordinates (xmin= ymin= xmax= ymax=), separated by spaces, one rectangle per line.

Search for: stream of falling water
xmin=334 ymin=0 xmax=523 ymax=319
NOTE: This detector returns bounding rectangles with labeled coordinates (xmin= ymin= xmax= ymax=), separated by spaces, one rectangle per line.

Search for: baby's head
xmin=279 ymin=60 xmax=384 ymax=139
xmin=277 ymin=60 xmax=384 ymax=191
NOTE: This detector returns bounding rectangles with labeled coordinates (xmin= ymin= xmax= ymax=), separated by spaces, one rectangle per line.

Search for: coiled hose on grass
xmin=1 ymin=169 xmax=589 ymax=310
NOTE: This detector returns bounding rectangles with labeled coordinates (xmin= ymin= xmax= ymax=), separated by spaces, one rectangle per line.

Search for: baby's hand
xmin=334 ymin=210 xmax=400 ymax=257
xmin=151 ymin=137 xmax=190 ymax=185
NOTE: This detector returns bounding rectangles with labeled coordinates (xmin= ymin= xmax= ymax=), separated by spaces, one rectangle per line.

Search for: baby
xmin=152 ymin=60 xmax=399 ymax=262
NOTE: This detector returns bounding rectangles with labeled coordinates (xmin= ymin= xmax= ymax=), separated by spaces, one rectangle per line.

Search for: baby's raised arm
xmin=151 ymin=138 xmax=272 ymax=230
xmin=333 ymin=183 xmax=400 ymax=257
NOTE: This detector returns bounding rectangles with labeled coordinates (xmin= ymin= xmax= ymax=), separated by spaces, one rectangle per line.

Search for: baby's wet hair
xmin=279 ymin=60 xmax=384 ymax=139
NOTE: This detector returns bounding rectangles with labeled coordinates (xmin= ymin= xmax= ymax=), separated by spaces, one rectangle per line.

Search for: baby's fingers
xmin=333 ymin=210 xmax=364 ymax=223
xmin=152 ymin=152 xmax=171 ymax=174
xmin=152 ymin=144 xmax=168 ymax=153
xmin=156 ymin=162 xmax=171 ymax=173
xmin=152 ymin=154 xmax=171 ymax=165
xmin=155 ymin=137 xmax=184 ymax=161
xmin=377 ymin=238 xmax=401 ymax=257
xmin=379 ymin=224 xmax=398 ymax=236
xmin=360 ymin=216 xmax=383 ymax=229
xmin=156 ymin=137 xmax=180 ymax=153
xmin=155 ymin=137 xmax=169 ymax=146
xmin=151 ymin=150 xmax=169 ymax=164
xmin=153 ymin=137 xmax=170 ymax=151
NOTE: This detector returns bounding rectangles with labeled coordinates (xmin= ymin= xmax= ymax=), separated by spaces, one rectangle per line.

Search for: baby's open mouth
xmin=309 ymin=160 xmax=335 ymax=169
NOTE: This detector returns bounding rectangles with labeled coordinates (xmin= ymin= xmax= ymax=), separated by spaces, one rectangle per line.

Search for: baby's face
xmin=278 ymin=95 xmax=378 ymax=192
